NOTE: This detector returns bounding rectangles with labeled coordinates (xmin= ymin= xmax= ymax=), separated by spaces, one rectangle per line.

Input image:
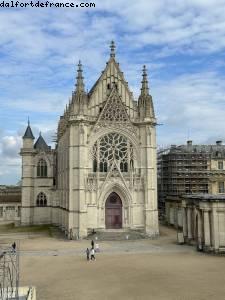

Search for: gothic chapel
xmin=20 ymin=42 xmax=159 ymax=238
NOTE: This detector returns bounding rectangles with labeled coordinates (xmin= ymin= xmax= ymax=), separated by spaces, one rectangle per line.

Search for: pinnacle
xmin=141 ymin=65 xmax=149 ymax=96
xmin=110 ymin=40 xmax=116 ymax=58
xmin=75 ymin=60 xmax=85 ymax=93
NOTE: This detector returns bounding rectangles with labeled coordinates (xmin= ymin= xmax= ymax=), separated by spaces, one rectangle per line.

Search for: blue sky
xmin=1 ymin=0 xmax=225 ymax=184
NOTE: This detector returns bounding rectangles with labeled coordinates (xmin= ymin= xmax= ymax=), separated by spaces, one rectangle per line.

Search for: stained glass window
xmin=92 ymin=133 xmax=134 ymax=173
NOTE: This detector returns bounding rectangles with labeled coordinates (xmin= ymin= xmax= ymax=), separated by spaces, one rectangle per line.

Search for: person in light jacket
xmin=90 ymin=247 xmax=96 ymax=261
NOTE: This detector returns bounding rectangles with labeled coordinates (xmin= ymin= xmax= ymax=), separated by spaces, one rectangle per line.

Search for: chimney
xmin=216 ymin=141 xmax=222 ymax=146
xmin=187 ymin=140 xmax=192 ymax=146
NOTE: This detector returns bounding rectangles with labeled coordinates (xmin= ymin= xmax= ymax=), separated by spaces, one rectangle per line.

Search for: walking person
xmin=90 ymin=247 xmax=96 ymax=261
xmin=11 ymin=242 xmax=16 ymax=253
xmin=86 ymin=248 xmax=90 ymax=261
xmin=91 ymin=239 xmax=94 ymax=249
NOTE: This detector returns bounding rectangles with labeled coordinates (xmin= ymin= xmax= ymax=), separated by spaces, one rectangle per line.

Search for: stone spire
xmin=138 ymin=65 xmax=155 ymax=120
xmin=75 ymin=60 xmax=85 ymax=93
xmin=110 ymin=40 xmax=116 ymax=58
xmin=71 ymin=60 xmax=88 ymax=115
xmin=141 ymin=65 xmax=149 ymax=96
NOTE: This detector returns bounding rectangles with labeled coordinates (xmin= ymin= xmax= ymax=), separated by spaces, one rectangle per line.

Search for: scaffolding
xmin=0 ymin=243 xmax=19 ymax=300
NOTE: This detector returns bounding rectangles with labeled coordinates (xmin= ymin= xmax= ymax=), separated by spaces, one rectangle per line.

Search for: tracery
xmin=91 ymin=133 xmax=134 ymax=173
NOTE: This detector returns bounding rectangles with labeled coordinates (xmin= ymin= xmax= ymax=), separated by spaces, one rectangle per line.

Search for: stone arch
xmin=98 ymin=182 xmax=132 ymax=229
xmin=36 ymin=192 xmax=47 ymax=207
xmin=37 ymin=158 xmax=48 ymax=177
xmin=35 ymin=154 xmax=51 ymax=172
xmin=105 ymin=192 xmax=122 ymax=229
xmin=88 ymin=128 xmax=140 ymax=169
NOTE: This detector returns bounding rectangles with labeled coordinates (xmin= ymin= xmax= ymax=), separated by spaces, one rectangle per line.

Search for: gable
xmin=98 ymin=86 xmax=130 ymax=123
xmin=88 ymin=58 xmax=138 ymax=120
xmin=91 ymin=86 xmax=137 ymax=136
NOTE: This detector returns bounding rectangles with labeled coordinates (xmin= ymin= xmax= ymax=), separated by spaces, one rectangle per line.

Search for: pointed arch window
xmin=37 ymin=159 xmax=47 ymax=177
xmin=36 ymin=192 xmax=47 ymax=207
xmin=91 ymin=133 xmax=135 ymax=173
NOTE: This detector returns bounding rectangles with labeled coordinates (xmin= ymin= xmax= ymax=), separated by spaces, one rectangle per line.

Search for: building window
xmin=6 ymin=206 xmax=15 ymax=211
xmin=218 ymin=182 xmax=225 ymax=193
xmin=37 ymin=159 xmax=47 ymax=177
xmin=91 ymin=133 xmax=134 ymax=173
xmin=36 ymin=192 xmax=47 ymax=207
xmin=218 ymin=161 xmax=223 ymax=170
xmin=216 ymin=151 xmax=222 ymax=158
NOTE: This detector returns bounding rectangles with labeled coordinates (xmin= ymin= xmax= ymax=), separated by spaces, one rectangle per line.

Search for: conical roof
xmin=34 ymin=133 xmax=50 ymax=150
xmin=23 ymin=121 xmax=35 ymax=139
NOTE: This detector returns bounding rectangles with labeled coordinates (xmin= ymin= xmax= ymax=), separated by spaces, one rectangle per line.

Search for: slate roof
xmin=0 ymin=186 xmax=21 ymax=203
xmin=34 ymin=135 xmax=50 ymax=150
xmin=23 ymin=124 xmax=35 ymax=139
xmin=168 ymin=144 xmax=225 ymax=157
xmin=0 ymin=194 xmax=21 ymax=203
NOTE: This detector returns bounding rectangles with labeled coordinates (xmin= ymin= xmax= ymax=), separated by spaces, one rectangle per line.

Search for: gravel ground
xmin=1 ymin=226 xmax=225 ymax=300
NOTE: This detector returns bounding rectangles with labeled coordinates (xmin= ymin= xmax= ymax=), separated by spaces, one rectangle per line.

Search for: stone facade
xmin=20 ymin=42 xmax=159 ymax=239
xmin=182 ymin=194 xmax=225 ymax=253
xmin=0 ymin=186 xmax=21 ymax=222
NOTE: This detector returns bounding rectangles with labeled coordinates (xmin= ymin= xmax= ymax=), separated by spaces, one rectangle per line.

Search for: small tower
xmin=20 ymin=119 xmax=35 ymax=225
xmin=138 ymin=65 xmax=155 ymax=120
xmin=22 ymin=119 xmax=35 ymax=148
xmin=72 ymin=61 xmax=88 ymax=115
xmin=34 ymin=132 xmax=50 ymax=150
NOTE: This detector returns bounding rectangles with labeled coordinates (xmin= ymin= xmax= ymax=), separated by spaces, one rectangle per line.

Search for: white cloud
xmin=154 ymin=71 xmax=225 ymax=145
xmin=1 ymin=1 xmax=225 ymax=184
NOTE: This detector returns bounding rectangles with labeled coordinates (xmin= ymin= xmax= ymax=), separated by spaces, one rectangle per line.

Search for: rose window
xmin=92 ymin=133 xmax=134 ymax=173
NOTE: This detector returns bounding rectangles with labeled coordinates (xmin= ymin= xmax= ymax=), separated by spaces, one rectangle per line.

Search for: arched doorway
xmin=105 ymin=192 xmax=122 ymax=229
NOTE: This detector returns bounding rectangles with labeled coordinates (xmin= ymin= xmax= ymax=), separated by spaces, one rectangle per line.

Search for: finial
xmin=78 ymin=60 xmax=82 ymax=71
xmin=75 ymin=60 xmax=85 ymax=93
xmin=39 ymin=131 xmax=42 ymax=136
xmin=141 ymin=65 xmax=149 ymax=96
xmin=143 ymin=65 xmax=147 ymax=75
xmin=110 ymin=40 xmax=116 ymax=58
xmin=28 ymin=116 xmax=30 ymax=126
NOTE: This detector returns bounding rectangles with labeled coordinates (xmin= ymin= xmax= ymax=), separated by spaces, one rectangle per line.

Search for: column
xmin=197 ymin=211 xmax=203 ymax=250
xmin=187 ymin=207 xmax=193 ymax=240
xmin=211 ymin=207 xmax=219 ymax=252
xmin=182 ymin=207 xmax=187 ymax=239
xmin=203 ymin=209 xmax=211 ymax=249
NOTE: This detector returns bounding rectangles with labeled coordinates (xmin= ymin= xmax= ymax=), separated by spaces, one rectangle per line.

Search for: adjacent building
xmin=158 ymin=140 xmax=225 ymax=216
xmin=0 ymin=185 xmax=21 ymax=222
xmin=163 ymin=141 xmax=225 ymax=253
xmin=182 ymin=194 xmax=225 ymax=254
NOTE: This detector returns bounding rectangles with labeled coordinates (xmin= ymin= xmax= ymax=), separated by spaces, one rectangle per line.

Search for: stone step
xmin=86 ymin=230 xmax=147 ymax=241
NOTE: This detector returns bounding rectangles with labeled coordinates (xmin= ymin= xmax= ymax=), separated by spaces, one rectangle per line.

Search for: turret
xmin=22 ymin=119 xmax=35 ymax=148
xmin=72 ymin=61 xmax=88 ymax=115
xmin=138 ymin=65 xmax=155 ymax=120
xmin=34 ymin=132 xmax=51 ymax=150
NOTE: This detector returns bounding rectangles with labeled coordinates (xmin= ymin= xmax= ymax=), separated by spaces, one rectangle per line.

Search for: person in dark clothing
xmin=91 ymin=240 xmax=94 ymax=249
xmin=86 ymin=248 xmax=90 ymax=261
xmin=12 ymin=242 xmax=16 ymax=253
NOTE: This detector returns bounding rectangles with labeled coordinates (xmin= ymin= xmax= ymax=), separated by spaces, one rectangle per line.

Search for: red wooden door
xmin=105 ymin=192 xmax=122 ymax=229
